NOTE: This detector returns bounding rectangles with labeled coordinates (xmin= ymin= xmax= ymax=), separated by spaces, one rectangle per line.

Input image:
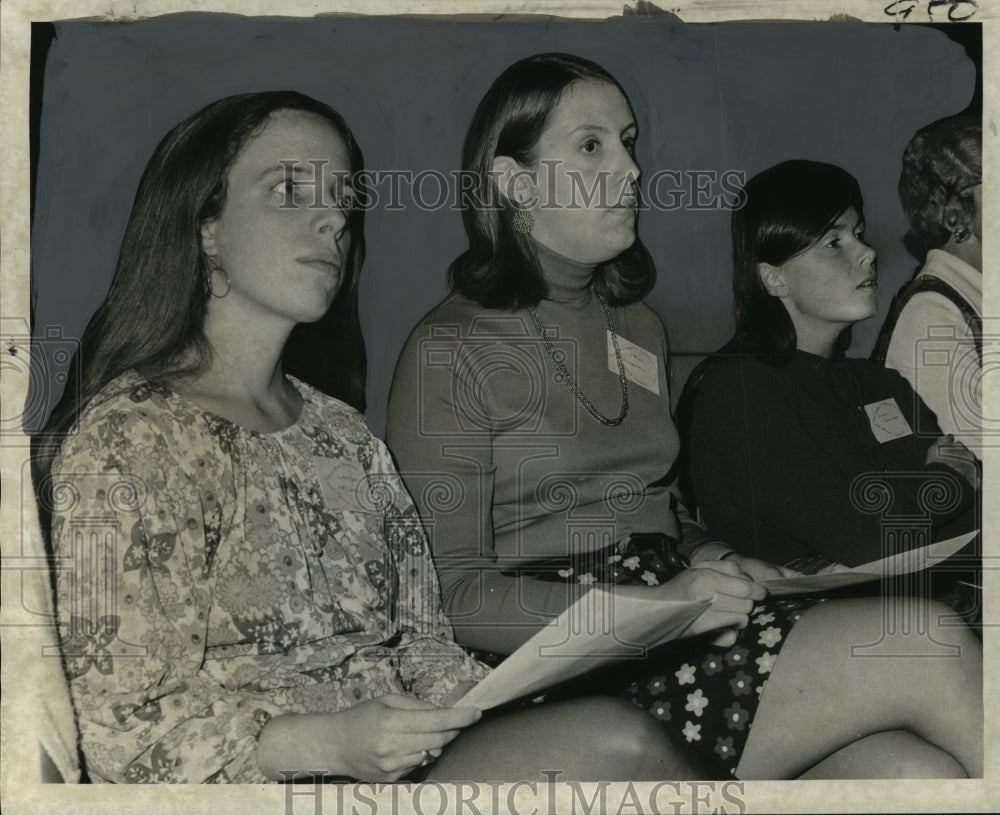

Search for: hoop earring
xmin=206 ymin=257 xmax=231 ymax=298
xmin=512 ymin=206 xmax=534 ymax=234
xmin=953 ymin=225 xmax=970 ymax=245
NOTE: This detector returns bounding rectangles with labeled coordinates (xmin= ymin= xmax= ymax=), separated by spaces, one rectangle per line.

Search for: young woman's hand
xmin=257 ymin=695 xmax=482 ymax=782
xmin=686 ymin=559 xmax=770 ymax=646
xmin=617 ymin=559 xmax=766 ymax=648
xmin=721 ymin=553 xmax=800 ymax=581
xmin=925 ymin=434 xmax=980 ymax=490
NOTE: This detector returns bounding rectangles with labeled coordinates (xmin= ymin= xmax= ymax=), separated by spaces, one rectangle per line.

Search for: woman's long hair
xmin=449 ymin=52 xmax=655 ymax=309
xmin=731 ymin=159 xmax=864 ymax=363
xmin=34 ymin=91 xmax=368 ymax=493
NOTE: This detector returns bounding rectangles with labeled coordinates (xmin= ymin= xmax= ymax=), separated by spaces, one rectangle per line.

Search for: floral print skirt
xmin=498 ymin=534 xmax=824 ymax=779
xmin=616 ymin=596 xmax=822 ymax=777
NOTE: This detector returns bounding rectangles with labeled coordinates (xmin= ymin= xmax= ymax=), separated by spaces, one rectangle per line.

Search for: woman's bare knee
xmin=796 ymin=597 xmax=977 ymax=648
xmin=799 ymin=731 xmax=966 ymax=779
xmin=562 ymin=697 xmax=703 ymax=778
xmin=431 ymin=696 xmax=700 ymax=781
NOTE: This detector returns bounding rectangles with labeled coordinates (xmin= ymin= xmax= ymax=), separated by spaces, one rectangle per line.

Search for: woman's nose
xmin=620 ymin=148 xmax=641 ymax=180
xmin=316 ymin=201 xmax=349 ymax=237
xmin=616 ymin=151 xmax=641 ymax=201
xmin=859 ymin=239 xmax=876 ymax=266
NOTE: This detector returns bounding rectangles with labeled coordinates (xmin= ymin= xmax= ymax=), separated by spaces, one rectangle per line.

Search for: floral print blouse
xmin=51 ymin=371 xmax=488 ymax=783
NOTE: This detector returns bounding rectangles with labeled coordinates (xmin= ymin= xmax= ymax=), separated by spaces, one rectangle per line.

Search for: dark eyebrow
xmin=569 ymin=122 xmax=638 ymax=137
xmin=257 ymin=163 xmax=321 ymax=182
xmin=825 ymin=214 xmax=863 ymax=234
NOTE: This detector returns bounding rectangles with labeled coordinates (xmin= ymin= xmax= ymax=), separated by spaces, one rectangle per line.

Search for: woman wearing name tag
xmin=686 ymin=159 xmax=979 ymax=574
xmin=387 ymin=55 xmax=982 ymax=779
xmin=34 ymin=90 xmax=692 ymax=784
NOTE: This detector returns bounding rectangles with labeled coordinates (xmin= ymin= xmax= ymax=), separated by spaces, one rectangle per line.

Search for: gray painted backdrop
xmin=30 ymin=15 xmax=974 ymax=436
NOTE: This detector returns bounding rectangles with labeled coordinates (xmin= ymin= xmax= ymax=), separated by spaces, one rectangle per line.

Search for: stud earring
xmin=954 ymin=225 xmax=970 ymax=245
xmin=512 ymin=206 xmax=534 ymax=234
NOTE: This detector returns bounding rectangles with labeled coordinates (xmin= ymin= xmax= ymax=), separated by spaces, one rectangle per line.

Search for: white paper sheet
xmin=458 ymin=589 xmax=709 ymax=711
xmin=761 ymin=530 xmax=978 ymax=596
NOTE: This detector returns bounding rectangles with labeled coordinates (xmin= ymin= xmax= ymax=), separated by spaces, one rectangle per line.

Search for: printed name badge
xmin=314 ymin=455 xmax=371 ymax=514
xmin=607 ymin=332 xmax=660 ymax=395
xmin=863 ymin=398 xmax=913 ymax=443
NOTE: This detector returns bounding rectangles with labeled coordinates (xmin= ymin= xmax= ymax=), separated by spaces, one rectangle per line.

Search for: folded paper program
xmin=761 ymin=530 xmax=978 ymax=596
xmin=458 ymin=591 xmax=709 ymax=711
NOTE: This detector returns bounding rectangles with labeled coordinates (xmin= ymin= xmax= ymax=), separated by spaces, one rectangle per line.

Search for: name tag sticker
xmin=864 ymin=398 xmax=913 ymax=443
xmin=314 ymin=455 xmax=370 ymax=513
xmin=607 ymin=332 xmax=660 ymax=395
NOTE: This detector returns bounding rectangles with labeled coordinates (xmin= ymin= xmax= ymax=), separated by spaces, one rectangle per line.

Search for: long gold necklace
xmin=526 ymin=292 xmax=629 ymax=426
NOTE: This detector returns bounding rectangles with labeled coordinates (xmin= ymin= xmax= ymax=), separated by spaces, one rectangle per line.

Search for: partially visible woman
xmin=874 ymin=116 xmax=982 ymax=457
xmin=388 ymin=56 xmax=983 ymax=779
xmin=35 ymin=90 xmax=689 ymax=783
xmin=688 ymin=159 xmax=979 ymax=572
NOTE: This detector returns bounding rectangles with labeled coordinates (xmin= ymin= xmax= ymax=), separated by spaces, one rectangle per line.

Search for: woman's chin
xmin=598 ymin=231 xmax=637 ymax=264
xmin=849 ymin=293 xmax=879 ymax=323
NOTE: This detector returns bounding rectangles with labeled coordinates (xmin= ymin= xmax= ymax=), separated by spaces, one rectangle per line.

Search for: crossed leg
xmin=736 ymin=597 xmax=982 ymax=779
xmin=428 ymin=696 xmax=705 ymax=781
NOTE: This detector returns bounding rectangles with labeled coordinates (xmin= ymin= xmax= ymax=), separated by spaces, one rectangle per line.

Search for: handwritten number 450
xmin=884 ymin=0 xmax=978 ymax=21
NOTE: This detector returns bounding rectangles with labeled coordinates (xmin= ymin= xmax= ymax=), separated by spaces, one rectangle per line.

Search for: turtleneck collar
xmin=794 ymin=348 xmax=830 ymax=363
xmin=790 ymin=347 xmax=852 ymax=371
xmin=534 ymin=239 xmax=597 ymax=306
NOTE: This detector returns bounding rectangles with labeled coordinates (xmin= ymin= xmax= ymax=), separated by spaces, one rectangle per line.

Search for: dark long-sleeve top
xmin=386 ymin=244 xmax=729 ymax=655
xmin=688 ymin=350 xmax=977 ymax=568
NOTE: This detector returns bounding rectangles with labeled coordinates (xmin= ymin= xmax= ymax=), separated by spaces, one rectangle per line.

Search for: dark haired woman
xmin=875 ymin=116 xmax=982 ymax=456
xmin=36 ymin=90 xmax=691 ymax=783
xmin=388 ymin=57 xmax=983 ymax=779
xmin=688 ymin=159 xmax=978 ymax=572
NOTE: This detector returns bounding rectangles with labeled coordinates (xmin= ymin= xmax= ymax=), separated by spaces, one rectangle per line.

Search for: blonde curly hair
xmin=898 ymin=115 xmax=981 ymax=260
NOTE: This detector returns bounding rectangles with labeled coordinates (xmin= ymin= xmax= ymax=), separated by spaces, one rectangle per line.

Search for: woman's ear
xmin=490 ymin=155 xmax=538 ymax=208
xmin=200 ymin=220 xmax=220 ymax=258
xmin=942 ymin=194 xmax=974 ymax=241
xmin=758 ymin=262 xmax=787 ymax=298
